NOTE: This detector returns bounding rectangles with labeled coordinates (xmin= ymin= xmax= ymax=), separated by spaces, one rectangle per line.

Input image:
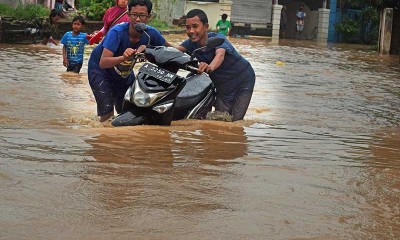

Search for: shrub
xmin=77 ymin=0 xmax=114 ymax=21
xmin=148 ymin=18 xmax=170 ymax=30
xmin=360 ymin=6 xmax=380 ymax=44
xmin=0 ymin=3 xmax=13 ymax=16
xmin=0 ymin=3 xmax=49 ymax=20
xmin=335 ymin=18 xmax=360 ymax=42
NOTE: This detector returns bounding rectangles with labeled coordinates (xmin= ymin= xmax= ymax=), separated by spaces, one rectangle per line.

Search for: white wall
xmin=0 ymin=0 xmax=75 ymax=9
xmin=184 ymin=1 xmax=232 ymax=31
xmin=0 ymin=0 xmax=38 ymax=8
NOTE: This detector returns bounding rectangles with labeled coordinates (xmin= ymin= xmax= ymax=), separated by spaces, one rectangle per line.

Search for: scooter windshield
xmin=146 ymin=46 xmax=193 ymax=66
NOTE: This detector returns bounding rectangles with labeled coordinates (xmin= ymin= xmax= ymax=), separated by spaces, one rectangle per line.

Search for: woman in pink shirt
xmin=88 ymin=0 xmax=130 ymax=44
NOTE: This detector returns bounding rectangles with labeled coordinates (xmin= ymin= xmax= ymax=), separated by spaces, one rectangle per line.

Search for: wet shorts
xmin=88 ymin=67 xmax=131 ymax=117
xmin=67 ymin=62 xmax=83 ymax=73
xmin=215 ymin=73 xmax=255 ymax=121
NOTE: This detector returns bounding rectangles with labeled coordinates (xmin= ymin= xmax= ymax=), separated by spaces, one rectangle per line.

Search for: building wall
xmin=391 ymin=8 xmax=400 ymax=55
xmin=0 ymin=0 xmax=39 ymax=7
xmin=327 ymin=0 xmax=337 ymax=42
xmin=154 ymin=0 xmax=185 ymax=26
xmin=0 ymin=0 xmax=74 ymax=9
xmin=231 ymin=0 xmax=272 ymax=25
xmin=283 ymin=1 xmax=319 ymax=39
xmin=154 ymin=0 xmax=231 ymax=29
xmin=184 ymin=0 xmax=232 ymax=31
xmin=278 ymin=0 xmax=326 ymax=11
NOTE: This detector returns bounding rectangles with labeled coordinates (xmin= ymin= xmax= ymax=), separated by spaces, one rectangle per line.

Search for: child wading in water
xmin=176 ymin=9 xmax=255 ymax=121
xmin=60 ymin=16 xmax=89 ymax=73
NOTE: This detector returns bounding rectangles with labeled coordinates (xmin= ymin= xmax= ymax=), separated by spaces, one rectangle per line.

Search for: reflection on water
xmin=0 ymin=37 xmax=399 ymax=239
xmin=85 ymin=121 xmax=247 ymax=164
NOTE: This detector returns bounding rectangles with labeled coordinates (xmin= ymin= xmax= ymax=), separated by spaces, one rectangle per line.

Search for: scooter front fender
xmin=111 ymin=110 xmax=149 ymax=127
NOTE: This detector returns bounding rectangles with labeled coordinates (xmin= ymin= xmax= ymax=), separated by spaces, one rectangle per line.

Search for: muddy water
xmin=1 ymin=35 xmax=399 ymax=239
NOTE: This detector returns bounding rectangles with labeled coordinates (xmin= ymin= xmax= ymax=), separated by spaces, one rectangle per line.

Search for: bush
xmin=0 ymin=3 xmax=49 ymax=20
xmin=77 ymin=0 xmax=114 ymax=21
xmin=360 ymin=6 xmax=380 ymax=44
xmin=148 ymin=18 xmax=170 ymax=30
xmin=335 ymin=18 xmax=360 ymax=42
xmin=0 ymin=3 xmax=13 ymax=16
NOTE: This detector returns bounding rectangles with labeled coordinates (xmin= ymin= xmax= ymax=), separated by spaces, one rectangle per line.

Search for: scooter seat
xmin=175 ymin=74 xmax=213 ymax=110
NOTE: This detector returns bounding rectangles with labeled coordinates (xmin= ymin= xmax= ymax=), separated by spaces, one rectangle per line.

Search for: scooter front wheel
xmin=111 ymin=111 xmax=149 ymax=127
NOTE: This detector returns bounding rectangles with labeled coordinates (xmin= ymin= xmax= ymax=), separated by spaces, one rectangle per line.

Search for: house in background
xmin=157 ymin=0 xmax=274 ymax=36
xmin=229 ymin=0 xmax=273 ymax=36
xmin=1 ymin=0 xmax=397 ymax=54
xmin=156 ymin=0 xmax=330 ymax=41
xmin=275 ymin=0 xmax=331 ymax=41
xmin=156 ymin=0 xmax=232 ymax=33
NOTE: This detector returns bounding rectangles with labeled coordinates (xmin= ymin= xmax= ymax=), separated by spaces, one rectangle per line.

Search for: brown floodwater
xmin=1 ymin=34 xmax=399 ymax=239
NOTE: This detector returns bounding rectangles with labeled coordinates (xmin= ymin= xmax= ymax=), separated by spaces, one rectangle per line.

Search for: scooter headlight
xmin=133 ymin=80 xmax=168 ymax=107
xmin=124 ymin=86 xmax=133 ymax=102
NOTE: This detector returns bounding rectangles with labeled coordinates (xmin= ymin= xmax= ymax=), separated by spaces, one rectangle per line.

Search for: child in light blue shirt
xmin=61 ymin=16 xmax=89 ymax=73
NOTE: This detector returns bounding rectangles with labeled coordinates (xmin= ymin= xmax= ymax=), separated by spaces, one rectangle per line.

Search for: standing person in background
xmin=177 ymin=9 xmax=255 ymax=121
xmin=54 ymin=0 xmax=64 ymax=14
xmin=88 ymin=0 xmax=130 ymax=45
xmin=280 ymin=6 xmax=287 ymax=38
xmin=40 ymin=9 xmax=63 ymax=45
xmin=296 ymin=6 xmax=306 ymax=38
xmin=87 ymin=0 xmax=171 ymax=123
xmin=60 ymin=16 xmax=89 ymax=73
xmin=215 ymin=13 xmax=232 ymax=36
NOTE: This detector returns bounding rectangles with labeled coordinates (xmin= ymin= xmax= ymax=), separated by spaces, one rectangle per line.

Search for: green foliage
xmin=335 ymin=18 xmax=360 ymax=41
xmin=77 ymin=0 xmax=114 ymax=21
xmin=148 ymin=18 xmax=170 ymax=30
xmin=0 ymin=3 xmax=13 ymax=16
xmin=0 ymin=3 xmax=49 ymax=20
xmin=339 ymin=0 xmax=395 ymax=9
xmin=337 ymin=0 xmax=392 ymax=44
xmin=360 ymin=6 xmax=380 ymax=44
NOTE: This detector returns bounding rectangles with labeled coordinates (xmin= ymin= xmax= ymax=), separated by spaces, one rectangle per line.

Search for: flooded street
xmin=1 ymin=34 xmax=399 ymax=239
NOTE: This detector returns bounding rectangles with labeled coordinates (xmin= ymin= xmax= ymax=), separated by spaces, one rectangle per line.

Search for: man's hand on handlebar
xmin=198 ymin=62 xmax=213 ymax=74
xmin=122 ymin=48 xmax=137 ymax=61
xmin=136 ymin=45 xmax=146 ymax=53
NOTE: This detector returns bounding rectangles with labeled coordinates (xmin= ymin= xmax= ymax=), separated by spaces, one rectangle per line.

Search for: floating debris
xmin=206 ymin=111 xmax=233 ymax=122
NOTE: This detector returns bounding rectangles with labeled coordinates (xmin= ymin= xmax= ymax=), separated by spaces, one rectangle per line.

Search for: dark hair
xmin=221 ymin=13 xmax=228 ymax=20
xmin=128 ymin=0 xmax=153 ymax=14
xmin=186 ymin=9 xmax=208 ymax=24
xmin=49 ymin=9 xmax=63 ymax=24
xmin=72 ymin=15 xmax=86 ymax=25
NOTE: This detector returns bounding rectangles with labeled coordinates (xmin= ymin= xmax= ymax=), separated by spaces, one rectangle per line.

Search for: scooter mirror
xmin=134 ymin=23 xmax=151 ymax=46
xmin=134 ymin=23 xmax=147 ymax=33
xmin=205 ymin=37 xmax=224 ymax=48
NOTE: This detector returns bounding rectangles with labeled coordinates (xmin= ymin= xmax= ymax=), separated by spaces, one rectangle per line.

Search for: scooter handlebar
xmin=185 ymin=64 xmax=213 ymax=74
xmin=185 ymin=65 xmax=199 ymax=72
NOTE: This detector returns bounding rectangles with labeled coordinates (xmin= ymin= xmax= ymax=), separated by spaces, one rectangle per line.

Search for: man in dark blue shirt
xmin=88 ymin=0 xmax=170 ymax=122
xmin=176 ymin=9 xmax=255 ymax=121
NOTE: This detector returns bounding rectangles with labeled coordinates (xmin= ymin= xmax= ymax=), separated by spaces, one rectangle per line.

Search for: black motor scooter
xmin=111 ymin=23 xmax=224 ymax=127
